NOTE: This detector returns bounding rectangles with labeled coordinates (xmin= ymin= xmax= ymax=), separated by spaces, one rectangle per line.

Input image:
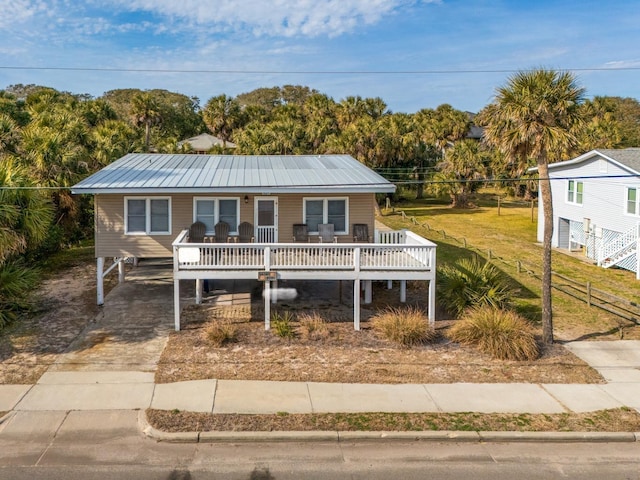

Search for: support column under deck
xmin=174 ymin=277 xmax=181 ymax=331
xmin=264 ymin=280 xmax=271 ymax=330
xmin=96 ymin=257 xmax=105 ymax=306
xmin=353 ymin=278 xmax=361 ymax=330
xmin=428 ymin=278 xmax=436 ymax=326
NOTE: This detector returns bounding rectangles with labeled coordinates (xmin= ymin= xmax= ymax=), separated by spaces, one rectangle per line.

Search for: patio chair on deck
xmin=353 ymin=223 xmax=371 ymax=242
xmin=237 ymin=221 xmax=254 ymax=243
xmin=213 ymin=221 xmax=231 ymax=243
xmin=318 ymin=223 xmax=337 ymax=243
xmin=188 ymin=221 xmax=206 ymax=243
xmin=293 ymin=224 xmax=310 ymax=242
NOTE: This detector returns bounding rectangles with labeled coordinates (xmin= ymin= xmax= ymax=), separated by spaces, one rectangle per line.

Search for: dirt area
xmin=0 ymin=257 xmax=119 ymax=384
xmin=156 ymin=283 xmax=603 ymax=385
xmin=147 ymin=408 xmax=640 ymax=433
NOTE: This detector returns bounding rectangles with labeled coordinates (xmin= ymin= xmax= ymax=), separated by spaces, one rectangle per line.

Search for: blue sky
xmin=1 ymin=0 xmax=639 ymax=113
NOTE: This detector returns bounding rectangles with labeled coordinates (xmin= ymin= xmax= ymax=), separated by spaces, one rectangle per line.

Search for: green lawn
xmin=379 ymin=193 xmax=640 ymax=341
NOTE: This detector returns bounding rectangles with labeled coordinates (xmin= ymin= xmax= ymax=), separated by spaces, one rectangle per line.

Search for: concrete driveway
xmin=49 ymin=261 xmax=175 ymax=373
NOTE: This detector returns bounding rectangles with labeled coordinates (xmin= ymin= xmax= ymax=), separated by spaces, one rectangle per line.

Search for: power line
xmin=2 ymin=66 xmax=640 ymax=75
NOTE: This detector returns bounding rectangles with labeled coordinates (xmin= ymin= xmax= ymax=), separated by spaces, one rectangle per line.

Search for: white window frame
xmin=626 ymin=187 xmax=639 ymax=217
xmin=566 ymin=180 xmax=583 ymax=206
xmin=302 ymin=197 xmax=349 ymax=235
xmin=193 ymin=197 xmax=240 ymax=235
xmin=124 ymin=197 xmax=172 ymax=235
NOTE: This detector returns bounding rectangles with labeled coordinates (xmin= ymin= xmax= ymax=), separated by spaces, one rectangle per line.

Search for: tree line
xmin=1 ymin=78 xmax=639 ymax=331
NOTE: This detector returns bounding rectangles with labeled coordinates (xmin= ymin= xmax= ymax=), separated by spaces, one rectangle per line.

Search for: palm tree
xmin=202 ymin=94 xmax=242 ymax=148
xmin=479 ymin=69 xmax=585 ymax=344
xmin=131 ymin=92 xmax=162 ymax=152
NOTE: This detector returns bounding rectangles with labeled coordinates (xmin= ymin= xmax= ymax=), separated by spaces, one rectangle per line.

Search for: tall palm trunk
xmin=538 ymin=160 xmax=554 ymax=344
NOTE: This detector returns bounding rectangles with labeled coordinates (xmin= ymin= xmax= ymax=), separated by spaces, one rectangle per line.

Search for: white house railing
xmin=598 ymin=224 xmax=640 ymax=268
xmin=172 ymin=229 xmax=436 ymax=272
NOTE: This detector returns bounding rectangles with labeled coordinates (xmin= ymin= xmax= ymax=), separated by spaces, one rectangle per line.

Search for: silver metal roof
xmin=72 ymin=154 xmax=396 ymax=194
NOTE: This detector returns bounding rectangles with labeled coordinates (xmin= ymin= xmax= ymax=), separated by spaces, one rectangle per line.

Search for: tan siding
xmin=95 ymin=192 xmax=377 ymax=258
xmin=276 ymin=193 xmax=374 ymax=243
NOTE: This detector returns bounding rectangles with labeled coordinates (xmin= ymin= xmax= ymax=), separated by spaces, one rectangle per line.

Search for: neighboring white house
xmin=535 ymin=148 xmax=640 ymax=278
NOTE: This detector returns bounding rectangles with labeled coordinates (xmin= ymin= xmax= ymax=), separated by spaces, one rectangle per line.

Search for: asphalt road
xmin=2 ymin=438 xmax=640 ymax=480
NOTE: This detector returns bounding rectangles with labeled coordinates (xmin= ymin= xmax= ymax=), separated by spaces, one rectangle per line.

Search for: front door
xmin=255 ymin=197 xmax=278 ymax=242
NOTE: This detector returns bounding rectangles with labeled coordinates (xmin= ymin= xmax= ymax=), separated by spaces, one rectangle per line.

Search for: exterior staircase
xmin=599 ymin=224 xmax=640 ymax=278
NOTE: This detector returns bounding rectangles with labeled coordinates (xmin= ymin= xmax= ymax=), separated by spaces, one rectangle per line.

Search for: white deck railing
xmin=599 ymin=224 xmax=640 ymax=267
xmin=172 ymin=229 xmax=436 ymax=272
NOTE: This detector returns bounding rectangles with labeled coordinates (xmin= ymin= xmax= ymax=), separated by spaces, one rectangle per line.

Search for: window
xmin=627 ymin=188 xmax=638 ymax=216
xmin=567 ymin=180 xmax=583 ymax=205
xmin=303 ymin=198 xmax=348 ymax=234
xmin=125 ymin=197 xmax=171 ymax=235
xmin=194 ymin=198 xmax=239 ymax=234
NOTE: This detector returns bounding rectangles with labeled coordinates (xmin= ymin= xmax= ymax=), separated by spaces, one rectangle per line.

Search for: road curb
xmin=137 ymin=410 xmax=640 ymax=444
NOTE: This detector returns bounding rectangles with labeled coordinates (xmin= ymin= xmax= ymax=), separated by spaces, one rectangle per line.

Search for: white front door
xmin=254 ymin=197 xmax=278 ymax=242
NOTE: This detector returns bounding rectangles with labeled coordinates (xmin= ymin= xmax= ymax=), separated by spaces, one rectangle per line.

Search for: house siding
xmin=95 ymin=192 xmax=375 ymax=258
xmin=537 ymin=154 xmax=640 ymax=247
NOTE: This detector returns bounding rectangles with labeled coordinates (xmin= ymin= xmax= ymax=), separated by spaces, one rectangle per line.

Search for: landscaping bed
xmin=155 ymin=297 xmax=603 ymax=385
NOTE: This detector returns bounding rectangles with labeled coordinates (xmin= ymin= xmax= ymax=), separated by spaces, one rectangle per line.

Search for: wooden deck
xmin=171 ymin=229 xmax=437 ymax=331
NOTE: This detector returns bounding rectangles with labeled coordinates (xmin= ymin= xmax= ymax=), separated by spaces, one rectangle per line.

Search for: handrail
xmin=172 ymin=230 xmax=436 ymax=271
xmin=599 ymin=223 xmax=640 ymax=264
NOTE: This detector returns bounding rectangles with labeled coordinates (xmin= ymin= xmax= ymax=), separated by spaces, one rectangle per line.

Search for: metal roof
xmin=71 ymin=154 xmax=396 ymax=194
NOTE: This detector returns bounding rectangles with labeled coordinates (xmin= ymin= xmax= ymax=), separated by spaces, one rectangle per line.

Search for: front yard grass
xmin=382 ymin=192 xmax=640 ymax=341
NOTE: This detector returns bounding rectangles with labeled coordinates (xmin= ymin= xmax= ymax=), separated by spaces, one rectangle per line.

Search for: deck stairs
xmin=600 ymin=224 xmax=639 ymax=274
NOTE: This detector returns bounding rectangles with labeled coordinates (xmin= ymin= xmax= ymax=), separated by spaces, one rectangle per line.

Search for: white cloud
xmin=0 ymin=0 xmax=48 ymax=28
xmin=109 ymin=0 xmax=436 ymax=37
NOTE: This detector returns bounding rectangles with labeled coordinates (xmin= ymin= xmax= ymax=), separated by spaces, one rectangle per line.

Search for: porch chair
xmin=188 ymin=221 xmax=206 ymax=243
xmin=213 ymin=221 xmax=230 ymax=243
xmin=237 ymin=221 xmax=254 ymax=243
xmin=292 ymin=224 xmax=310 ymax=242
xmin=318 ymin=223 xmax=337 ymax=243
xmin=353 ymin=223 xmax=371 ymax=242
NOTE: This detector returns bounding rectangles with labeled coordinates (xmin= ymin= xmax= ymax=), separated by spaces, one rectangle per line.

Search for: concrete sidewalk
xmin=1 ymin=340 xmax=639 ymax=415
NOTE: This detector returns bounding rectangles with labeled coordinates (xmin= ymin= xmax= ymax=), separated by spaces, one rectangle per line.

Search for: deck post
xmin=264 ymin=279 xmax=271 ymax=330
xmin=428 ymin=278 xmax=436 ymax=326
xmin=118 ymin=259 xmax=125 ymax=283
xmin=364 ymin=280 xmax=372 ymax=304
xmin=174 ymin=278 xmax=181 ymax=331
xmin=195 ymin=279 xmax=203 ymax=304
xmin=354 ymin=278 xmax=361 ymax=330
xmin=387 ymin=280 xmax=392 ymax=289
xmin=96 ymin=257 xmax=105 ymax=305
xmin=400 ymin=280 xmax=407 ymax=302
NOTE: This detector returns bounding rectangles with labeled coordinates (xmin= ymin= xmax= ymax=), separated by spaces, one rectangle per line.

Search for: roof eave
xmin=72 ymin=185 xmax=396 ymax=195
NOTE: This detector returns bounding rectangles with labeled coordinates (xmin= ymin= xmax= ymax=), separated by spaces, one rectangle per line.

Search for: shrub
xmin=298 ymin=311 xmax=330 ymax=341
xmin=272 ymin=311 xmax=296 ymax=339
xmin=204 ymin=320 xmax=238 ymax=347
xmin=0 ymin=260 xmax=40 ymax=329
xmin=371 ymin=306 xmax=437 ymax=347
xmin=437 ymin=257 xmax=514 ymax=317
xmin=447 ymin=306 xmax=539 ymax=361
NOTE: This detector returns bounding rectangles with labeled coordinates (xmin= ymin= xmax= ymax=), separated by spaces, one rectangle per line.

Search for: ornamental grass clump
xmin=204 ymin=319 xmax=238 ymax=347
xmin=298 ymin=311 xmax=330 ymax=341
xmin=272 ymin=311 xmax=296 ymax=339
xmin=371 ymin=306 xmax=436 ymax=347
xmin=447 ymin=306 xmax=539 ymax=361
xmin=437 ymin=257 xmax=515 ymax=317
